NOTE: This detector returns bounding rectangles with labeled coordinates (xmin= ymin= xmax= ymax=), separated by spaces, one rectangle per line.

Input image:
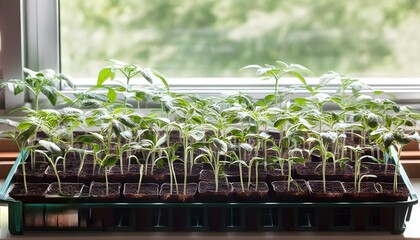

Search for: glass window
xmin=60 ymin=0 xmax=420 ymax=79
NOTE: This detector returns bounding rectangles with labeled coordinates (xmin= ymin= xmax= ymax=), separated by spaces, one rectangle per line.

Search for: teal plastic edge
xmin=0 ymin=151 xmax=26 ymax=202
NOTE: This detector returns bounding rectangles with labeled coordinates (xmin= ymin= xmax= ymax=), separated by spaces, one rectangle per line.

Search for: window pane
xmin=60 ymin=0 xmax=420 ymax=78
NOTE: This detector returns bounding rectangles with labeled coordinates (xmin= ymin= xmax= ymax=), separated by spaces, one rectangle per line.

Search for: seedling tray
xmin=0 ymin=151 xmax=417 ymax=235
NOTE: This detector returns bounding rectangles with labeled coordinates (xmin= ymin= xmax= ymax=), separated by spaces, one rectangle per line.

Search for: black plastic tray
xmin=0 ymin=149 xmax=417 ymax=235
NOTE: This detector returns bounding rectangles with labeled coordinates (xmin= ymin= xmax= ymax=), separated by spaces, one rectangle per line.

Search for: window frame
xmin=0 ymin=0 xmax=25 ymax=112
xmin=2 ymin=0 xmax=420 ymax=112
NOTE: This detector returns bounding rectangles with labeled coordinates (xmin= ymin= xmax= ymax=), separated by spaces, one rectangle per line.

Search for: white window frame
xmin=2 ymin=0 xmax=420 ymax=112
xmin=0 ymin=0 xmax=25 ymax=112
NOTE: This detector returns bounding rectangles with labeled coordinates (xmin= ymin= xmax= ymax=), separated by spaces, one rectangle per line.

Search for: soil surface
xmin=159 ymin=183 xmax=197 ymax=202
xmin=123 ymin=183 xmax=159 ymax=202
xmin=272 ymin=179 xmax=307 ymax=193
xmin=9 ymin=183 xmax=49 ymax=196
xmin=307 ymin=181 xmax=345 ymax=194
xmin=342 ymin=182 xmax=377 ymax=194
xmin=198 ymin=181 xmax=232 ymax=193
xmin=46 ymin=182 xmax=84 ymax=196
xmin=89 ymin=182 xmax=121 ymax=199
xmin=123 ymin=183 xmax=159 ymax=195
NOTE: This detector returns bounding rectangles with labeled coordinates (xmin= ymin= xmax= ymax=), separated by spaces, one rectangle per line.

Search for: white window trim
xmin=0 ymin=0 xmax=25 ymax=112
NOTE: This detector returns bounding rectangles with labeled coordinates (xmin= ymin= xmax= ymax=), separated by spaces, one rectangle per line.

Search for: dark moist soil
xmin=342 ymin=182 xmax=378 ymax=201
xmin=44 ymin=164 xmax=80 ymax=182
xmin=294 ymin=162 xmax=353 ymax=181
xmin=123 ymin=183 xmax=159 ymax=202
xmin=231 ymin=182 xmax=269 ymax=202
xmin=199 ymin=169 xmax=226 ymax=182
xmin=224 ymin=165 xmax=267 ymax=182
xmin=171 ymin=163 xmax=203 ymax=182
xmin=89 ymin=182 xmax=121 ymax=201
xmin=271 ymin=179 xmax=309 ymax=201
xmin=15 ymin=163 xmax=48 ymax=183
xmin=108 ymin=164 xmax=144 ymax=183
xmin=375 ymin=182 xmax=409 ymax=201
xmin=307 ymin=181 xmax=346 ymax=202
xmin=46 ymin=182 xmax=84 ymax=196
xmin=266 ymin=165 xmax=290 ymax=182
xmin=77 ymin=164 xmax=105 ymax=184
xmin=141 ymin=165 xmax=169 ymax=183
xmin=65 ymin=154 xmax=95 ymax=165
xmin=198 ymin=181 xmax=232 ymax=202
xmin=159 ymin=183 xmax=197 ymax=203
xmin=9 ymin=183 xmax=49 ymax=202
xmin=363 ymin=163 xmax=398 ymax=182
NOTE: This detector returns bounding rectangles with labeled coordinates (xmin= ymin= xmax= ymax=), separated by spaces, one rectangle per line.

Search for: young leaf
xmin=97 ymin=67 xmax=115 ymax=86
xmin=155 ymin=134 xmax=167 ymax=148
xmin=119 ymin=130 xmax=133 ymax=140
xmin=102 ymin=155 xmax=118 ymax=167
xmin=107 ymin=88 xmax=117 ymax=102
xmin=189 ymin=130 xmax=205 ymax=141
xmin=7 ymin=80 xmax=27 ymax=95
xmin=151 ymin=69 xmax=170 ymax=91
xmin=213 ymin=138 xmax=228 ymax=152
xmin=140 ymin=68 xmax=155 ymax=85
xmin=57 ymin=73 xmax=75 ymax=89
xmin=384 ymin=133 xmax=394 ymax=149
xmin=0 ymin=119 xmax=19 ymax=128
xmin=239 ymin=64 xmax=262 ymax=71
xmin=39 ymin=140 xmax=61 ymax=155
xmin=41 ymin=86 xmax=58 ymax=106
xmin=120 ymin=115 xmax=136 ymax=128
xmin=239 ymin=143 xmax=253 ymax=152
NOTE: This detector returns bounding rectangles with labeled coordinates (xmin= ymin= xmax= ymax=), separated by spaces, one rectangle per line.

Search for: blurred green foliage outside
xmin=60 ymin=0 xmax=420 ymax=78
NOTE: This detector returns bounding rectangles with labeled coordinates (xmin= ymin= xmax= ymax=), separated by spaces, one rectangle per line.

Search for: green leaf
xmin=102 ymin=155 xmax=118 ymax=167
xmin=97 ymin=67 xmax=115 ymax=86
xmin=151 ymin=69 xmax=170 ymax=91
xmin=119 ymin=130 xmax=132 ymax=140
xmin=107 ymin=88 xmax=117 ymax=102
xmin=367 ymin=113 xmax=381 ymax=129
xmin=259 ymin=132 xmax=271 ymax=139
xmin=294 ymin=98 xmax=309 ymax=106
xmin=274 ymin=118 xmax=289 ymax=128
xmin=41 ymin=86 xmax=58 ymax=106
xmin=92 ymin=143 xmax=100 ymax=152
xmin=240 ymin=65 xmax=263 ymax=72
xmin=394 ymin=132 xmax=412 ymax=145
xmin=0 ymin=119 xmax=19 ymax=128
xmin=140 ymin=68 xmax=154 ymax=84
xmin=7 ymin=79 xmax=27 ymax=95
xmin=119 ymin=115 xmax=136 ymax=128
xmin=239 ymin=143 xmax=253 ymax=152
xmin=57 ymin=73 xmax=75 ymax=89
xmin=16 ymin=125 xmax=37 ymax=145
xmin=156 ymin=134 xmax=167 ymax=148
xmin=39 ymin=140 xmax=61 ymax=155
xmin=384 ymin=133 xmax=394 ymax=149
xmin=289 ymin=157 xmax=305 ymax=164
xmin=189 ymin=130 xmax=205 ymax=141
xmin=111 ymin=120 xmax=124 ymax=135
xmin=213 ymin=138 xmax=227 ymax=152
xmin=76 ymin=134 xmax=99 ymax=144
